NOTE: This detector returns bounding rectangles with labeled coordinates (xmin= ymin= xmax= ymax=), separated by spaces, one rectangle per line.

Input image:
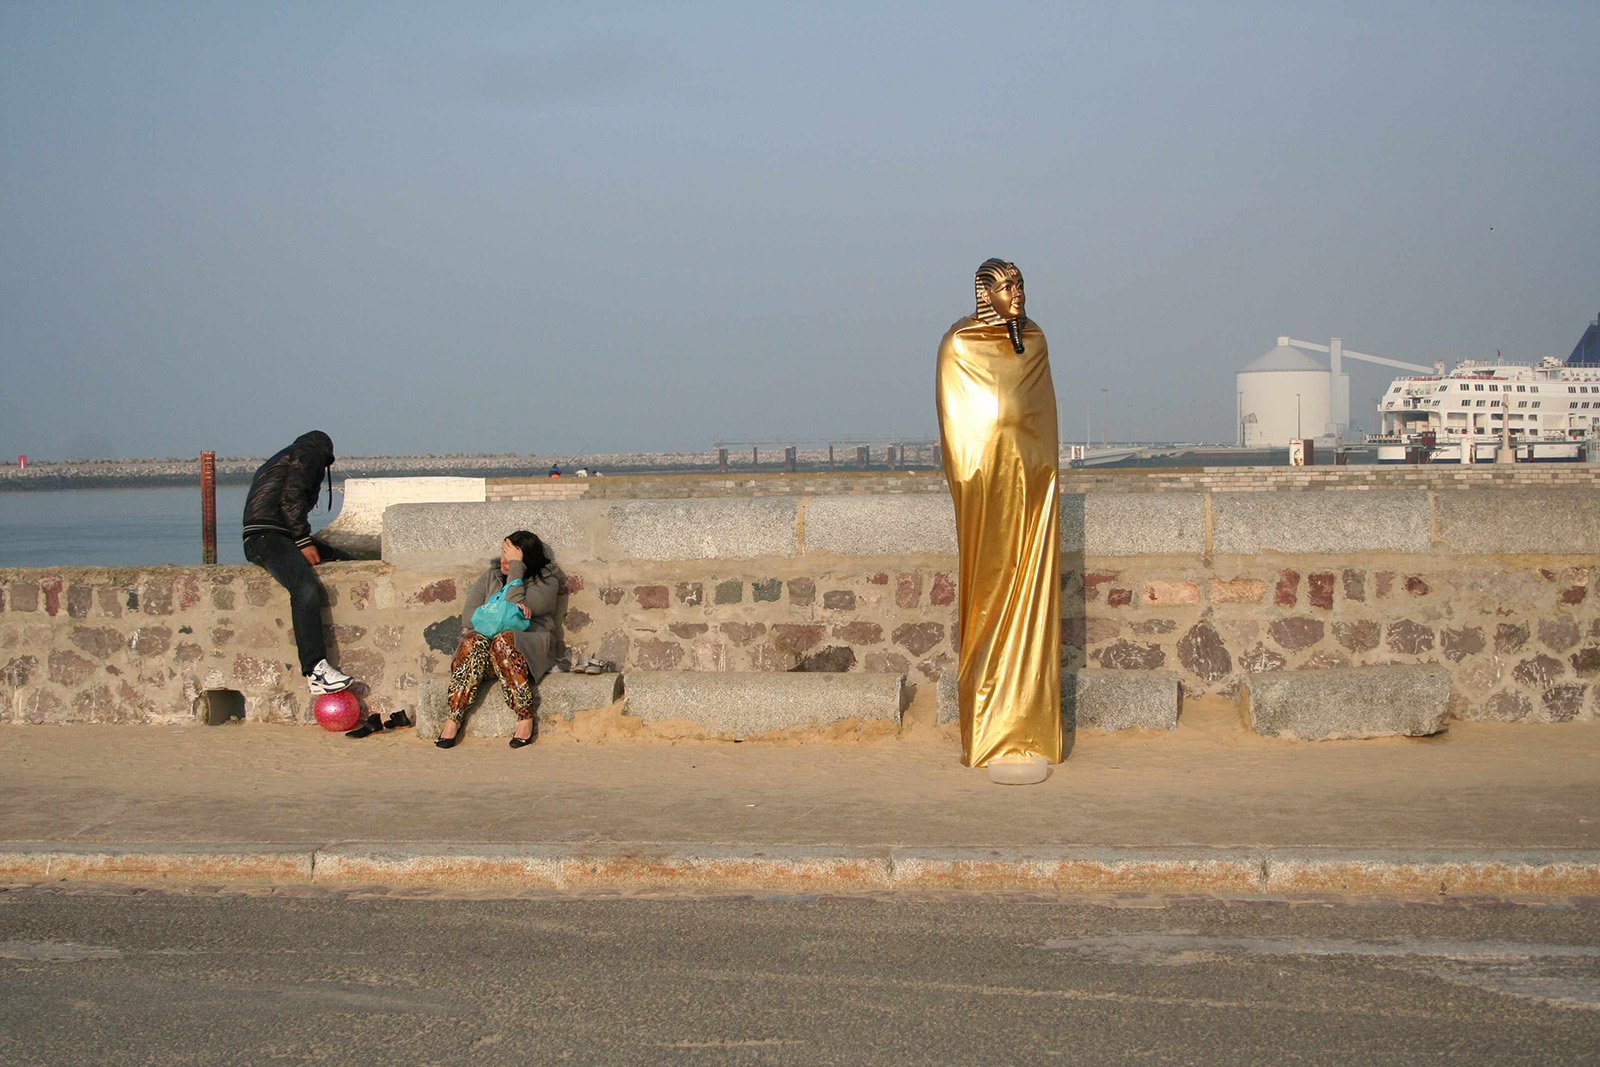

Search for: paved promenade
xmin=3 ymin=704 xmax=1597 ymax=897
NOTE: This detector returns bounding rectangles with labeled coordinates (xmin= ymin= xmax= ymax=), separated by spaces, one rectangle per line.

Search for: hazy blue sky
xmin=3 ymin=1 xmax=1596 ymax=460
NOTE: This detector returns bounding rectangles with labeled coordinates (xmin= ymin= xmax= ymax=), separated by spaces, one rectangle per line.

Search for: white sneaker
xmin=307 ymin=659 xmax=354 ymax=694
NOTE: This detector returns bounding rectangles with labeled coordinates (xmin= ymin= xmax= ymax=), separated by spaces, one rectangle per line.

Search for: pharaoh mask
xmin=974 ymin=258 xmax=1026 ymax=354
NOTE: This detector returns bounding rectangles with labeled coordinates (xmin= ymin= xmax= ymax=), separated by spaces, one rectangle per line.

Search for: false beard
xmin=1006 ymin=317 xmax=1024 ymax=354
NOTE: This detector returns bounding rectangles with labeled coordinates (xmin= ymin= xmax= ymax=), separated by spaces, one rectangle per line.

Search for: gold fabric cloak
xmin=935 ymin=317 xmax=1062 ymax=767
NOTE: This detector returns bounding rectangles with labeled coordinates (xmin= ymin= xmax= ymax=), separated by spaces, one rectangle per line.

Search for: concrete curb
xmin=0 ymin=844 xmax=316 ymax=884
xmin=4 ymin=843 xmax=1599 ymax=897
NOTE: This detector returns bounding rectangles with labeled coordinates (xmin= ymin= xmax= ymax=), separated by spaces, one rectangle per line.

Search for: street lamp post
xmin=1100 ymin=388 xmax=1109 ymax=448
xmin=1296 ymin=393 xmax=1302 ymax=439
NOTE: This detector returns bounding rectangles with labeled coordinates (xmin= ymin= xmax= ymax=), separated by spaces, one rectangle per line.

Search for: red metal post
xmin=200 ymin=451 xmax=217 ymax=565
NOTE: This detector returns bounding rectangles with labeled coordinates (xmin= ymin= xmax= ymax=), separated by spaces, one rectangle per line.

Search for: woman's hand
xmin=518 ymin=603 xmax=532 ymax=618
xmin=502 ymin=538 xmax=523 ymax=562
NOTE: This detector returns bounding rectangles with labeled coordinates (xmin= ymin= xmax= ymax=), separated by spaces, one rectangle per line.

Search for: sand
xmin=3 ymin=696 xmax=1596 ymax=852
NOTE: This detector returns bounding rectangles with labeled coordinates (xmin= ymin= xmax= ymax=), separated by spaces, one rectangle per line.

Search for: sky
xmin=2 ymin=1 xmax=1597 ymax=461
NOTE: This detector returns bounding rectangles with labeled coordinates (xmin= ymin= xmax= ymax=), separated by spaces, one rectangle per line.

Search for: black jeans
xmin=243 ymin=533 xmax=351 ymax=676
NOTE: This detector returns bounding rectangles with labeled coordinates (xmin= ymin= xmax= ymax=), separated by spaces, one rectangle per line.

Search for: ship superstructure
xmin=1377 ymin=358 xmax=1600 ymax=438
xmin=1366 ymin=313 xmax=1600 ymax=463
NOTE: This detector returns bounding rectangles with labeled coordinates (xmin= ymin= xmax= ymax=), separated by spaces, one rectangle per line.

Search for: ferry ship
xmin=1368 ymin=315 xmax=1600 ymax=463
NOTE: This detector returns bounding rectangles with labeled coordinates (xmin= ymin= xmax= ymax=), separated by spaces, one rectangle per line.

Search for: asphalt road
xmin=1 ymin=888 xmax=1597 ymax=1066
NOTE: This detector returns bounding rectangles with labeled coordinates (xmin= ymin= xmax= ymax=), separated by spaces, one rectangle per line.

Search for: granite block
xmin=605 ymin=499 xmax=799 ymax=560
xmin=623 ymin=671 xmax=903 ymax=738
xmin=383 ymin=501 xmax=599 ymax=569
xmin=1434 ymin=489 xmax=1600 ymax=555
xmin=936 ymin=669 xmax=1179 ymax=732
xmin=802 ymin=494 xmax=957 ymax=556
xmin=1062 ymin=493 xmax=1206 ymax=557
xmin=1213 ymin=490 xmax=1430 ymax=555
xmin=1246 ymin=665 xmax=1450 ymax=740
xmin=1070 ymin=670 xmax=1181 ymax=731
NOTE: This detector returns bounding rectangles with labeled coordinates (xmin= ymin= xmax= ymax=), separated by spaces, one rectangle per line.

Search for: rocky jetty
xmin=0 ymin=451 xmax=721 ymax=491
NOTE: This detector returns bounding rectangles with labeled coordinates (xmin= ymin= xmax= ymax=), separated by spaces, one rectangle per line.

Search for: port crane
xmin=1278 ymin=336 xmax=1436 ymax=438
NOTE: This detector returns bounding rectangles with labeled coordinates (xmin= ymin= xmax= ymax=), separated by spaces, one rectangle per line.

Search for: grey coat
xmin=458 ymin=558 xmax=566 ymax=679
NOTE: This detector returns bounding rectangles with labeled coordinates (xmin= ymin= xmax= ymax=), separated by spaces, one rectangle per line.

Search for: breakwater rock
xmin=0 ymin=452 xmax=725 ymax=492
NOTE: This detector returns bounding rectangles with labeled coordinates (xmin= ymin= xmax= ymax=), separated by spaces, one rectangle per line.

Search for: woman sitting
xmin=437 ymin=530 xmax=564 ymax=750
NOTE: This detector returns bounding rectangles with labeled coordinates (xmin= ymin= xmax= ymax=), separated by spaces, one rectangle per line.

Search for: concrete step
xmin=1246 ymin=665 xmax=1451 ymax=740
xmin=621 ymin=671 xmax=905 ymax=739
xmin=937 ymin=670 xmax=1180 ymax=732
xmin=415 ymin=671 xmax=623 ymax=740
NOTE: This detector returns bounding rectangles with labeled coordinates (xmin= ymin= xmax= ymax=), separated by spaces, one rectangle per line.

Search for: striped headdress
xmin=974 ymin=258 xmax=1026 ymax=353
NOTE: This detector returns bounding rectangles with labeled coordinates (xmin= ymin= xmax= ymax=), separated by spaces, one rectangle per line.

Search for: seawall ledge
xmin=381 ymin=488 xmax=1600 ymax=568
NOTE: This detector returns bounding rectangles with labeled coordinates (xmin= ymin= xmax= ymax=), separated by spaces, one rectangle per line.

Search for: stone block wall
xmin=1065 ymin=558 xmax=1599 ymax=723
xmin=0 ymin=559 xmax=961 ymax=727
xmin=1078 ymin=465 xmax=1600 ymax=494
xmin=485 ymin=472 xmax=947 ymax=501
xmin=0 ymin=564 xmax=456 ymax=726
xmin=552 ymin=555 xmax=1600 ymax=725
xmin=386 ymin=490 xmax=1600 ymax=727
xmin=482 ymin=465 xmax=1600 ymax=502
xmin=551 ymin=559 xmax=960 ymax=681
xmin=7 ymin=487 xmax=1600 ymax=728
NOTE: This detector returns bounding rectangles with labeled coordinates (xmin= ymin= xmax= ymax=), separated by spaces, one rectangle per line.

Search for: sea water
xmin=0 ymin=486 xmax=343 ymax=568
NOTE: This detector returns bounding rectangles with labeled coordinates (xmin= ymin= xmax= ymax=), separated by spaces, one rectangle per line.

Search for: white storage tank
xmin=1235 ymin=342 xmax=1332 ymax=447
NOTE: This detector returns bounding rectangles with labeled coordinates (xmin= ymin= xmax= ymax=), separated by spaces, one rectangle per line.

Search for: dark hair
xmin=506 ymin=530 xmax=551 ymax=575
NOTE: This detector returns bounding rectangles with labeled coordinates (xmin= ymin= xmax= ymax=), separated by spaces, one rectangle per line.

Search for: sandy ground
xmin=2 ymin=696 xmax=1596 ymax=850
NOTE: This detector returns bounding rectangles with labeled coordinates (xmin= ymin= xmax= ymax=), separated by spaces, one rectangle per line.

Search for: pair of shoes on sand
xmin=345 ymin=711 xmax=411 ymax=738
xmin=570 ymin=655 xmax=615 ymax=675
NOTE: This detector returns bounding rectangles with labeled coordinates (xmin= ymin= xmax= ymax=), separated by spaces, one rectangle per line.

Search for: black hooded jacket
xmin=241 ymin=431 xmax=335 ymax=548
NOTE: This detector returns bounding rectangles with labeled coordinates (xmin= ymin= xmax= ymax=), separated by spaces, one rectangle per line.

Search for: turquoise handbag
xmin=470 ymin=580 xmax=532 ymax=637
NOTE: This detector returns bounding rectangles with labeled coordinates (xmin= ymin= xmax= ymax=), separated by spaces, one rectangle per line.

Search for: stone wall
xmin=0 ymin=558 xmax=958 ymax=727
xmin=486 ymin=472 xmax=946 ymax=501
xmin=486 ymin=464 xmax=1600 ymax=501
xmin=541 ymin=551 xmax=1600 ymax=725
xmin=385 ymin=490 xmax=1600 ymax=727
xmin=7 ymin=488 xmax=1600 ymax=728
xmin=0 ymin=564 xmax=453 ymax=725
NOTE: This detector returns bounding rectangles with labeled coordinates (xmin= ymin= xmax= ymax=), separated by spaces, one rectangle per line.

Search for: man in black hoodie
xmin=242 ymin=431 xmax=358 ymax=694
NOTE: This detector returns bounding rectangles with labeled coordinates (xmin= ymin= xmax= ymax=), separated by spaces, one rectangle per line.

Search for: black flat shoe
xmin=508 ymin=734 xmax=534 ymax=749
xmin=435 ymin=726 xmax=463 ymax=749
xmin=345 ymin=714 xmax=382 ymax=739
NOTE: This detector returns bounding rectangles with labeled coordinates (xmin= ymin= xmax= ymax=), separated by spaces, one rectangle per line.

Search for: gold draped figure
xmin=935 ymin=259 xmax=1062 ymax=767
